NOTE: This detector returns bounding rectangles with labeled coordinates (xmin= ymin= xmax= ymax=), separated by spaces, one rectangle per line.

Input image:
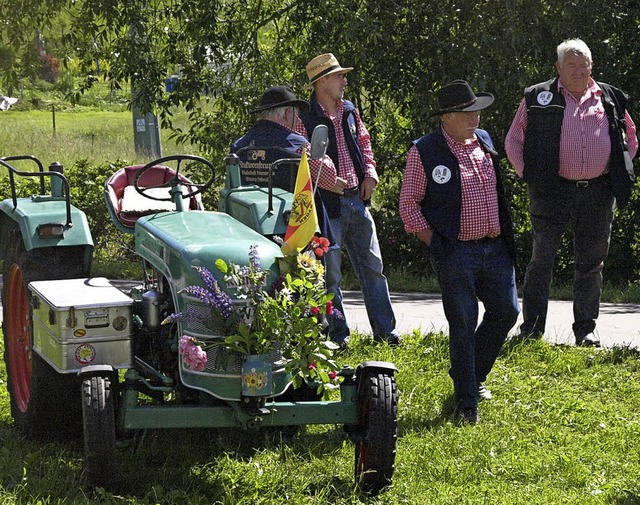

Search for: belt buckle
xmin=576 ymin=180 xmax=589 ymax=188
xmin=343 ymin=187 xmax=359 ymax=197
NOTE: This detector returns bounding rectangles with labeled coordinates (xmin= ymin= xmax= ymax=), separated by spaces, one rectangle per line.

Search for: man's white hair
xmin=557 ymin=38 xmax=592 ymax=64
xmin=257 ymin=106 xmax=290 ymax=121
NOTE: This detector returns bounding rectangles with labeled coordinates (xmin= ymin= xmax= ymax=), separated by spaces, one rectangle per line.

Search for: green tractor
xmin=0 ymin=130 xmax=398 ymax=496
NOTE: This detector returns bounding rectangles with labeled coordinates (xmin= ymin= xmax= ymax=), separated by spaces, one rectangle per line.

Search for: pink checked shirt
xmin=294 ymin=100 xmax=378 ymax=189
xmin=400 ymin=128 xmax=501 ymax=240
xmin=505 ymin=78 xmax=638 ymax=180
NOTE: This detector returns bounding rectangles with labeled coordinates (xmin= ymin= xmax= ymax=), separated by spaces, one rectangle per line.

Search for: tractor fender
xmin=0 ymin=199 xmax=94 ymax=257
xmin=78 ymin=364 xmax=116 ymax=379
xmin=356 ymin=361 xmax=398 ymax=375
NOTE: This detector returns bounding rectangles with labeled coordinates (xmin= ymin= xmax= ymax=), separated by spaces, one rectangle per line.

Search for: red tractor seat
xmin=104 ymin=164 xmax=204 ymax=233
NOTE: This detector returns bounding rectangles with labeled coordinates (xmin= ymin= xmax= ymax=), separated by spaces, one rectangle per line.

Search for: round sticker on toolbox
xmin=75 ymin=343 xmax=96 ymax=364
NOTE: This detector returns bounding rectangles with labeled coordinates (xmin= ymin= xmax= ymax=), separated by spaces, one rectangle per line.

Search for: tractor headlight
xmin=37 ymin=223 xmax=65 ymax=238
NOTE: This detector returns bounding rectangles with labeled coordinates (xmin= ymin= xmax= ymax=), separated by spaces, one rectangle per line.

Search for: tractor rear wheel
xmin=82 ymin=374 xmax=117 ymax=488
xmin=1 ymin=230 xmax=91 ymax=438
xmin=354 ymin=368 xmax=398 ymax=496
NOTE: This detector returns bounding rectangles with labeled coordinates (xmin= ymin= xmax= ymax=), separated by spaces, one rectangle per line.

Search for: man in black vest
xmin=400 ymin=80 xmax=519 ymax=424
xmin=298 ymin=53 xmax=401 ymax=349
xmin=505 ymin=39 xmax=638 ymax=348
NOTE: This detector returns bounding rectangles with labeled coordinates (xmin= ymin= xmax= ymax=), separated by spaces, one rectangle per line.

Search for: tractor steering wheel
xmin=133 ymin=154 xmax=216 ymax=201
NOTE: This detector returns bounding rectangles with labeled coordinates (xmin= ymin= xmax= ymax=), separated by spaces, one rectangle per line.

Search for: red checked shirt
xmin=294 ymin=100 xmax=378 ymax=189
xmin=505 ymin=78 xmax=638 ymax=179
xmin=400 ymin=128 xmax=501 ymax=240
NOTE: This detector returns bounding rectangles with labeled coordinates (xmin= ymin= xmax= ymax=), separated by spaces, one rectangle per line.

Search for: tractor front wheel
xmin=354 ymin=368 xmax=398 ymax=496
xmin=82 ymin=374 xmax=117 ymax=488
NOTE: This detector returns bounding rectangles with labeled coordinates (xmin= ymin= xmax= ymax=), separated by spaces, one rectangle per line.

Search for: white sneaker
xmin=478 ymin=383 xmax=492 ymax=401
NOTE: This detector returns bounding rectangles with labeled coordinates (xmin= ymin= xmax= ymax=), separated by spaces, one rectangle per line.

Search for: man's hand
xmin=360 ymin=177 xmax=377 ymax=200
xmin=327 ymin=176 xmax=348 ymax=194
xmin=415 ymin=228 xmax=433 ymax=247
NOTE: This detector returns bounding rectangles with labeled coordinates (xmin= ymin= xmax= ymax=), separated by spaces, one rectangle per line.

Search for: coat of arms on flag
xmin=281 ymin=152 xmax=319 ymax=255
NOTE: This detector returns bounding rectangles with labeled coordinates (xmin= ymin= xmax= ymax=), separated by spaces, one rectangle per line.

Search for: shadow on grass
xmin=108 ymin=426 xmax=356 ymax=499
xmin=1 ymin=419 xmax=356 ymax=502
xmin=612 ymin=491 xmax=640 ymax=505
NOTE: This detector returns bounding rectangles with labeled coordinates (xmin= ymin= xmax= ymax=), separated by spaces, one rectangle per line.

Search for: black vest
xmin=522 ymin=78 xmax=635 ymax=207
xmin=413 ymin=127 xmax=516 ymax=263
xmin=300 ymin=95 xmax=367 ymax=218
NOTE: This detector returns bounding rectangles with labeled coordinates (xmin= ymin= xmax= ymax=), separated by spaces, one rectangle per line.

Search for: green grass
xmin=0 ymin=108 xmax=197 ymax=168
xmin=1 ymin=333 xmax=640 ymax=504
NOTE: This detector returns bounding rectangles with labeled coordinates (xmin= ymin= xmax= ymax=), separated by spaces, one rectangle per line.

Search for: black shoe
xmin=513 ymin=329 xmax=543 ymax=341
xmin=374 ymin=334 xmax=402 ymax=346
xmin=332 ymin=337 xmax=349 ymax=351
xmin=576 ymin=332 xmax=601 ymax=348
xmin=386 ymin=334 xmax=402 ymax=346
xmin=455 ymin=406 xmax=479 ymax=425
xmin=478 ymin=383 xmax=492 ymax=401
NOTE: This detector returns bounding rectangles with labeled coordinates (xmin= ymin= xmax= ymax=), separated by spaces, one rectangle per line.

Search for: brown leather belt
xmin=342 ymin=187 xmax=360 ymax=197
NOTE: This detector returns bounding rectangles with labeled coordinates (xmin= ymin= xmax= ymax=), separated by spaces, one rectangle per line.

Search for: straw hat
xmin=432 ymin=79 xmax=494 ymax=116
xmin=305 ymin=53 xmax=353 ymax=89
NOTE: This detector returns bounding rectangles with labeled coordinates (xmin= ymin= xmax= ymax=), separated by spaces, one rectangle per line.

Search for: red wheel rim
xmin=6 ymin=264 xmax=32 ymax=413
xmin=357 ymin=443 xmax=368 ymax=476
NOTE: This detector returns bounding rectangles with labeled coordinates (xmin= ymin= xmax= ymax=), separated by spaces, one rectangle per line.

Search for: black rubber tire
xmin=1 ymin=226 xmax=92 ymax=439
xmin=354 ymin=369 xmax=398 ymax=496
xmin=82 ymin=374 xmax=117 ymax=488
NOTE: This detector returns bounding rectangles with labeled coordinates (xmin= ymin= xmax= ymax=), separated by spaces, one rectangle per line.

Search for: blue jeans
xmin=325 ymin=195 xmax=398 ymax=343
xmin=430 ymin=237 xmax=519 ymax=409
xmin=521 ymin=181 xmax=615 ymax=338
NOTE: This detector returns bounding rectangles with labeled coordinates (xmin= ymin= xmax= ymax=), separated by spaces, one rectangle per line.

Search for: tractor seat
xmin=104 ymin=164 xmax=204 ymax=234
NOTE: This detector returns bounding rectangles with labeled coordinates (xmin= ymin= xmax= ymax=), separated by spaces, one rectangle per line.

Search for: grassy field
xmin=1 ymin=332 xmax=640 ymax=504
xmin=0 ymin=108 xmax=197 ymax=167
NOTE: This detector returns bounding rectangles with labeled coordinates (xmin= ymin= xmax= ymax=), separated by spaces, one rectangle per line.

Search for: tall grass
xmin=1 ymin=332 xmax=640 ymax=504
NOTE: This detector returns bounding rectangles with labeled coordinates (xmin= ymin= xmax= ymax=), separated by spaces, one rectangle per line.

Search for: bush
xmin=40 ymin=54 xmax=60 ymax=83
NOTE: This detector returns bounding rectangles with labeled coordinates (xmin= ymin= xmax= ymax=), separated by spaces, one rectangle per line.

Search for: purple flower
xmin=248 ymin=244 xmax=261 ymax=272
xmin=182 ymin=278 xmax=234 ymax=319
xmin=193 ymin=266 xmax=221 ymax=293
xmin=162 ymin=311 xmax=184 ymax=325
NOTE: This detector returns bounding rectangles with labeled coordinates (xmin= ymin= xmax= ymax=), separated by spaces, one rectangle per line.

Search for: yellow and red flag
xmin=281 ymin=152 xmax=318 ymax=255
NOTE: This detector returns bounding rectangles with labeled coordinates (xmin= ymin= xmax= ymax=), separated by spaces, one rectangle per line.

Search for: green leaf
xmin=215 ymin=258 xmax=228 ymax=274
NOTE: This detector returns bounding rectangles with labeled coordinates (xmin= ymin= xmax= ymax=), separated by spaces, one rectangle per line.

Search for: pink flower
xmin=326 ymin=301 xmax=333 ymax=315
xmin=328 ymin=371 xmax=337 ymax=380
xmin=308 ymin=363 xmax=317 ymax=370
xmin=312 ymin=306 xmax=320 ymax=315
xmin=178 ymin=335 xmax=207 ymax=371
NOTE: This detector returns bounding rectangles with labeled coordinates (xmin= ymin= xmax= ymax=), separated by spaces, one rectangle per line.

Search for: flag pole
xmin=313 ymin=158 xmax=324 ymax=196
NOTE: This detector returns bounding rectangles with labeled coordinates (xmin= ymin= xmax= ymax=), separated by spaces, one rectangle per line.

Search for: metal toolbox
xmin=29 ymin=277 xmax=134 ymax=373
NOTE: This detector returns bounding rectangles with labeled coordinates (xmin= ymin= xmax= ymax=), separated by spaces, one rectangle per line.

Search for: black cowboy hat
xmin=250 ymin=85 xmax=309 ymax=113
xmin=432 ymin=79 xmax=494 ymax=116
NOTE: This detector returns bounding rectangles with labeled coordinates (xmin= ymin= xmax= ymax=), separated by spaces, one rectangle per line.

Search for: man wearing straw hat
xmin=399 ymin=80 xmax=519 ymax=424
xmin=298 ymin=53 xmax=401 ymax=349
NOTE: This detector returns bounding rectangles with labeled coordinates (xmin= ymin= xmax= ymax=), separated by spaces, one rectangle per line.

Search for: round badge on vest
xmin=432 ymin=165 xmax=452 ymax=184
xmin=537 ymin=91 xmax=553 ymax=106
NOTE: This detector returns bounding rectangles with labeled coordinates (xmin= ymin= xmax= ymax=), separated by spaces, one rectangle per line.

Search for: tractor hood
xmin=134 ymin=210 xmax=283 ymax=293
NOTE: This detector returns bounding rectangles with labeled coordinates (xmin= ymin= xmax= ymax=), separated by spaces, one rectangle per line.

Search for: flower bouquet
xmin=164 ymin=237 xmax=342 ymax=395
